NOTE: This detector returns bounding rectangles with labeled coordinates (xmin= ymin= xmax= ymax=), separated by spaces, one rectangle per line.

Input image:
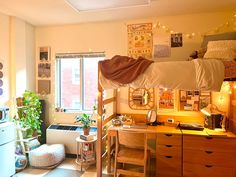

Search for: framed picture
xmin=171 ymin=33 xmax=183 ymax=47
xmin=39 ymin=47 xmax=50 ymax=61
xmin=38 ymin=80 xmax=51 ymax=95
xmin=158 ymin=88 xmax=175 ymax=111
xmin=38 ymin=63 xmax=51 ymax=78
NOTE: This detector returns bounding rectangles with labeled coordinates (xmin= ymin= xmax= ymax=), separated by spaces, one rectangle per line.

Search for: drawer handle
xmin=165 ymin=145 xmax=172 ymax=148
xmin=205 ymin=151 xmax=213 ymax=154
xmin=206 ymin=136 xmax=213 ymax=140
xmin=165 ymin=134 xmax=172 ymax=137
xmin=205 ymin=165 xmax=213 ymax=168
xmin=165 ymin=156 xmax=173 ymax=158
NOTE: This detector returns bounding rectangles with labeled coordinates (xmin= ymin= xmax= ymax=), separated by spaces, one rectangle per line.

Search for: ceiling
xmin=0 ymin=0 xmax=235 ymax=26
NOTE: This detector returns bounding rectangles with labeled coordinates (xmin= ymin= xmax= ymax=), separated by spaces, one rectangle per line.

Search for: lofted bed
xmin=96 ymin=31 xmax=236 ymax=177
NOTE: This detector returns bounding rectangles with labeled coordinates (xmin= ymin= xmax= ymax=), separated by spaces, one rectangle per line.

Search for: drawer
xmin=183 ymin=163 xmax=236 ymax=177
xmin=183 ymin=149 xmax=236 ymax=168
xmin=156 ymin=154 xmax=181 ymax=177
xmin=157 ymin=173 xmax=181 ymax=177
xmin=183 ymin=135 xmax=236 ymax=153
xmin=157 ymin=133 xmax=182 ymax=146
xmin=157 ymin=144 xmax=181 ymax=157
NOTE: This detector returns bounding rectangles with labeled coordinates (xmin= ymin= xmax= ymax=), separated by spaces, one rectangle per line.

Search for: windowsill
xmin=63 ymin=110 xmax=93 ymax=114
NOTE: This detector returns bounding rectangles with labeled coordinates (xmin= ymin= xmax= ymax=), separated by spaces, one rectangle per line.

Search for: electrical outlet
xmin=167 ymin=118 xmax=174 ymax=123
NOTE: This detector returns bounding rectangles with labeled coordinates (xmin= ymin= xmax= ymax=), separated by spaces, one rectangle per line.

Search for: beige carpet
xmin=43 ymin=168 xmax=84 ymax=177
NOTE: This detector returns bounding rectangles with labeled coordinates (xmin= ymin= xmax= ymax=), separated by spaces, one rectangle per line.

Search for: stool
xmin=29 ymin=144 xmax=65 ymax=169
xmin=75 ymin=137 xmax=97 ymax=171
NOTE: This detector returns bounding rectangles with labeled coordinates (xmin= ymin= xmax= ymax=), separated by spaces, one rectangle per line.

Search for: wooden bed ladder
xmin=97 ymin=66 xmax=117 ymax=177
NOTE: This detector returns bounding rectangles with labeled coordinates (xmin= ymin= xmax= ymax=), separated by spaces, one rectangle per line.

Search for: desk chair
xmin=114 ymin=130 xmax=149 ymax=177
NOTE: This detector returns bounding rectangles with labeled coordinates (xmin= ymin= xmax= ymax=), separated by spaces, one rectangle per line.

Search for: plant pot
xmin=16 ymin=97 xmax=24 ymax=107
xmin=83 ymin=127 xmax=90 ymax=136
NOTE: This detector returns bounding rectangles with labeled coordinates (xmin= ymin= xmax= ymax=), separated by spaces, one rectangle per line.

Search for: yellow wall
xmin=0 ymin=13 xmax=10 ymax=106
xmin=0 ymin=12 xmax=35 ymax=117
xmin=35 ymin=10 xmax=236 ymax=125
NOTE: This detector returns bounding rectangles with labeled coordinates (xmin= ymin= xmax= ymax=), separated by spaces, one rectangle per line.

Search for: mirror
xmin=146 ymin=109 xmax=157 ymax=125
xmin=128 ymin=87 xmax=154 ymax=110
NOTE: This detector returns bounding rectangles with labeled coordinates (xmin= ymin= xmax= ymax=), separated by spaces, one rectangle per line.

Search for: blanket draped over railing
xmin=99 ymin=55 xmax=153 ymax=84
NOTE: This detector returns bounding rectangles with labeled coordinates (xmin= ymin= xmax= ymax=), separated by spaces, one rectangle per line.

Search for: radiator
xmin=46 ymin=124 xmax=97 ymax=154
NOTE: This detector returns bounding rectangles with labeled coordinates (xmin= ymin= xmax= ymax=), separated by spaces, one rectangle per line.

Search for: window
xmin=56 ymin=53 xmax=104 ymax=111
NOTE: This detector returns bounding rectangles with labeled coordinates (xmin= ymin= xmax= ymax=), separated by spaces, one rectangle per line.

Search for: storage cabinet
xmin=156 ymin=133 xmax=182 ymax=177
xmin=183 ymin=134 xmax=236 ymax=177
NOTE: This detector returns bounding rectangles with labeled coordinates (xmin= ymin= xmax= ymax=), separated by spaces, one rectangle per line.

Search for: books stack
xmin=82 ymin=150 xmax=95 ymax=161
xmin=80 ymin=134 xmax=94 ymax=141
xmin=24 ymin=137 xmax=40 ymax=152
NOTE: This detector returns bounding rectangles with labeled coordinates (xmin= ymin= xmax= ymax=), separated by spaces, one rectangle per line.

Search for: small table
xmin=75 ymin=136 xmax=97 ymax=171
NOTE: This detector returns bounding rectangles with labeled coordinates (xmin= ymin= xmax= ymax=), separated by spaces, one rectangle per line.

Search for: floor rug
xmin=43 ymin=168 xmax=84 ymax=177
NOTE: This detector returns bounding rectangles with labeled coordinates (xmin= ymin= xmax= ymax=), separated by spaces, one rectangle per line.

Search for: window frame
xmin=56 ymin=52 xmax=105 ymax=112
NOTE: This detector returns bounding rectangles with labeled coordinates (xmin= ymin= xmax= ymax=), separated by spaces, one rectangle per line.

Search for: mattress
xmin=99 ymin=59 xmax=225 ymax=91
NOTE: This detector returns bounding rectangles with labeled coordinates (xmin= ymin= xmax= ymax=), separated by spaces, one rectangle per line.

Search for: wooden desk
xmin=107 ymin=125 xmax=181 ymax=174
xmin=107 ymin=125 xmax=236 ymax=176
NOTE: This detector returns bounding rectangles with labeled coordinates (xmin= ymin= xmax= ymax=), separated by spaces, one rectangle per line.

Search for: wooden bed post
xmin=97 ymin=64 xmax=103 ymax=177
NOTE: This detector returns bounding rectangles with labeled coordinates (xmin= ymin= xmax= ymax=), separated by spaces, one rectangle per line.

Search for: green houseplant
xmin=16 ymin=90 xmax=42 ymax=138
xmin=75 ymin=113 xmax=96 ymax=135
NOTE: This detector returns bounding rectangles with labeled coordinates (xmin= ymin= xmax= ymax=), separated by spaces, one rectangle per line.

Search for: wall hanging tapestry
xmin=127 ymin=23 xmax=153 ymax=59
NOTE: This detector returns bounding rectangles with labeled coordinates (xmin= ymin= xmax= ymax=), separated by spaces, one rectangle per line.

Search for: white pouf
xmin=29 ymin=144 xmax=65 ymax=169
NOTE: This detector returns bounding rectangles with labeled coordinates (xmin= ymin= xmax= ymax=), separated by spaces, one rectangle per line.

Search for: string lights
xmin=153 ymin=14 xmax=236 ymax=39
xmin=221 ymin=81 xmax=236 ymax=95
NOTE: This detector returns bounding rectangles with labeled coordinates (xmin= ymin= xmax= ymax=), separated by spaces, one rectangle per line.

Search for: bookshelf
xmin=75 ymin=136 xmax=97 ymax=171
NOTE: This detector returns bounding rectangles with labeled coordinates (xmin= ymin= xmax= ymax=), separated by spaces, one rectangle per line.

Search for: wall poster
xmin=153 ymin=34 xmax=171 ymax=58
xmin=158 ymin=88 xmax=175 ymax=110
xmin=127 ymin=23 xmax=153 ymax=59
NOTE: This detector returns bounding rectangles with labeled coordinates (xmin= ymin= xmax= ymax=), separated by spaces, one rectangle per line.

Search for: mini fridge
xmin=0 ymin=122 xmax=15 ymax=177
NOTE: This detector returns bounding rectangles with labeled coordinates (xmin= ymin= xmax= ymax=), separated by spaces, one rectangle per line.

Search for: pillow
xmin=201 ymin=32 xmax=236 ymax=48
xmin=203 ymin=40 xmax=236 ymax=60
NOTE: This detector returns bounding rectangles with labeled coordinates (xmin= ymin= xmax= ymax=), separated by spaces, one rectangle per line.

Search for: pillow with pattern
xmin=203 ymin=40 xmax=236 ymax=60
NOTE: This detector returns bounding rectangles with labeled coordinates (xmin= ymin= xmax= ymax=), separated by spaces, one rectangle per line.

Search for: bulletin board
xmin=127 ymin=23 xmax=153 ymax=59
xmin=179 ymin=90 xmax=211 ymax=111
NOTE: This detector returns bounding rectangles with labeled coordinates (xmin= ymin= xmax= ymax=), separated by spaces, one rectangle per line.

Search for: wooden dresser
xmin=156 ymin=127 xmax=182 ymax=177
xmin=182 ymin=130 xmax=236 ymax=177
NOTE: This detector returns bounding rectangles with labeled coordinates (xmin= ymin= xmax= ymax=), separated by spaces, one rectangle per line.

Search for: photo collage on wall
xmin=37 ymin=47 xmax=51 ymax=95
xmin=179 ymin=90 xmax=211 ymax=111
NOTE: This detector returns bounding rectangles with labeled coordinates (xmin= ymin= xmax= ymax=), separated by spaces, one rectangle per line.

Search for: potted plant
xmin=75 ymin=113 xmax=96 ymax=135
xmin=16 ymin=90 xmax=42 ymax=138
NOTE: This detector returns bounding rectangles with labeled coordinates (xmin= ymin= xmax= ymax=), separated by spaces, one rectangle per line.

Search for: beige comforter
xmin=99 ymin=59 xmax=224 ymax=91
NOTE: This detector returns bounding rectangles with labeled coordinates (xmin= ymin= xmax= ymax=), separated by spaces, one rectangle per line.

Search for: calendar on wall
xmin=127 ymin=23 xmax=153 ymax=59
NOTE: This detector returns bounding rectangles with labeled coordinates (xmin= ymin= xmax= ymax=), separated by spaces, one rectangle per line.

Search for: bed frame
xmin=96 ymin=31 xmax=236 ymax=176
xmin=97 ymin=65 xmax=117 ymax=177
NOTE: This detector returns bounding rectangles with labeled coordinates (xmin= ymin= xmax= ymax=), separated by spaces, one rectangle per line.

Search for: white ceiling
xmin=0 ymin=0 xmax=235 ymax=26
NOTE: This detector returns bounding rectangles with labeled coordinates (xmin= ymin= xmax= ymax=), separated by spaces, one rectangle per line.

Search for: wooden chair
xmin=114 ymin=130 xmax=149 ymax=177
